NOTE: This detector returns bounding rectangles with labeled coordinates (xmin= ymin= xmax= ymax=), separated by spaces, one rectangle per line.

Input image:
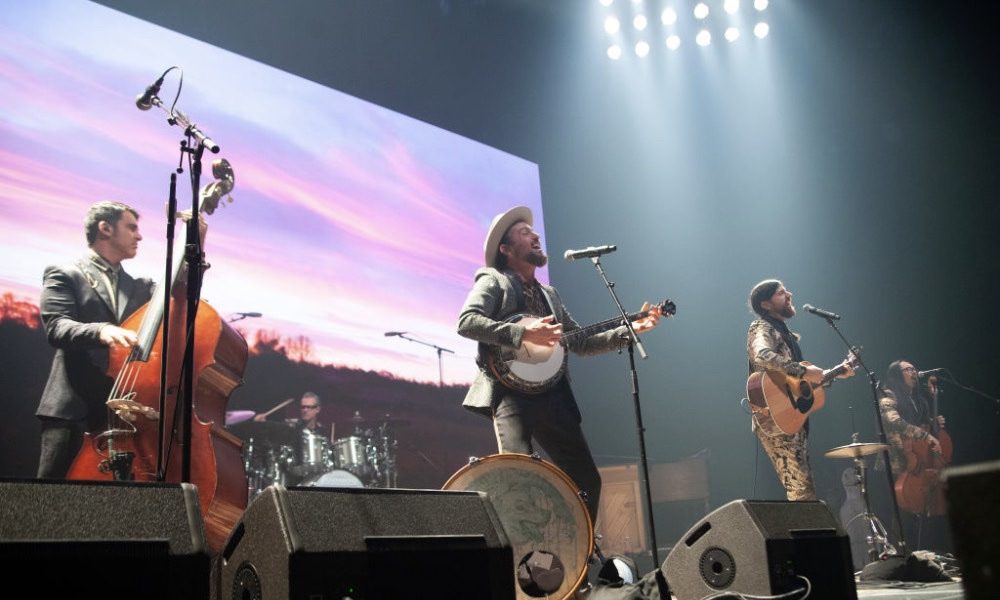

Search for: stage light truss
xmin=601 ymin=0 xmax=772 ymax=60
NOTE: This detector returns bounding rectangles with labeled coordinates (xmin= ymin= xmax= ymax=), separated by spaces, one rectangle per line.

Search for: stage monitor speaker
xmin=0 ymin=478 xmax=209 ymax=599
xmin=216 ymin=485 xmax=514 ymax=600
xmin=662 ymin=499 xmax=857 ymax=600
xmin=944 ymin=459 xmax=1000 ymax=600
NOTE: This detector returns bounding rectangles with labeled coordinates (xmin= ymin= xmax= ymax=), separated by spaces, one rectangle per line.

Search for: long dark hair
xmin=883 ymin=359 xmax=928 ymax=423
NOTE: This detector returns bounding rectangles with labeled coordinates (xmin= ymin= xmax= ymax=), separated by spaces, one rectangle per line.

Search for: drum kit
xmin=225 ymin=409 xmax=405 ymax=499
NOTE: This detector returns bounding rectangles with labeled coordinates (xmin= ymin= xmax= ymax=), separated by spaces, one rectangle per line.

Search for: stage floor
xmin=856 ymin=580 xmax=965 ymax=599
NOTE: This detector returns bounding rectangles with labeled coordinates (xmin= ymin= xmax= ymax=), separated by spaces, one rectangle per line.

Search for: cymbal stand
xmin=844 ymin=438 xmax=896 ymax=562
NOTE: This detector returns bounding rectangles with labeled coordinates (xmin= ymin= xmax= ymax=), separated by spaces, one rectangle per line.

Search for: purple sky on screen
xmin=0 ymin=0 xmax=546 ymax=384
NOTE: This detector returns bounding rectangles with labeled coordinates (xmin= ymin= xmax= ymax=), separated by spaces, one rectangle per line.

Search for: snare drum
xmin=442 ymin=454 xmax=593 ymax=600
xmin=332 ymin=436 xmax=372 ymax=477
xmin=300 ymin=469 xmax=365 ymax=488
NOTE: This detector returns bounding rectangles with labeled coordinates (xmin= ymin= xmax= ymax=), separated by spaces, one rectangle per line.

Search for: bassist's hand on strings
xmin=522 ymin=315 xmax=562 ymax=347
xmin=99 ymin=324 xmax=138 ymax=348
xmin=926 ymin=434 xmax=942 ymax=455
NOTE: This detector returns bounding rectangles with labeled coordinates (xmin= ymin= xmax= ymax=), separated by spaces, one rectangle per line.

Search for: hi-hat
xmin=350 ymin=413 xmax=409 ymax=426
xmin=825 ymin=441 xmax=889 ymax=459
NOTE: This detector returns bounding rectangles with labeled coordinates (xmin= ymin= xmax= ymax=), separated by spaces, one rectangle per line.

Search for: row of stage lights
xmin=600 ymin=0 xmax=772 ymax=60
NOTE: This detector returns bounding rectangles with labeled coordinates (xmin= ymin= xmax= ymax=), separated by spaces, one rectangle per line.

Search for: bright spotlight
xmin=693 ymin=3 xmax=709 ymax=19
xmin=754 ymin=21 xmax=769 ymax=38
xmin=604 ymin=16 xmax=621 ymax=34
xmin=661 ymin=7 xmax=678 ymax=25
xmin=599 ymin=0 xmax=614 ymax=6
xmin=633 ymin=14 xmax=648 ymax=31
xmin=724 ymin=0 xmax=740 ymax=14
xmin=725 ymin=27 xmax=740 ymax=42
xmin=754 ymin=0 xmax=769 ymax=10
xmin=607 ymin=44 xmax=623 ymax=60
xmin=635 ymin=40 xmax=650 ymax=57
xmin=666 ymin=35 xmax=681 ymax=50
xmin=696 ymin=29 xmax=711 ymax=46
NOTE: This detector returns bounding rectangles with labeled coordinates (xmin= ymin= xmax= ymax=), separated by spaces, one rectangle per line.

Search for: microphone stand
xmin=178 ymin=139 xmax=207 ymax=484
xmin=139 ymin=68 xmax=219 ymax=484
xmin=813 ymin=314 xmax=911 ymax=565
xmin=389 ymin=333 xmax=454 ymax=387
xmin=936 ymin=370 xmax=1000 ymax=413
xmin=585 ymin=256 xmax=660 ymax=566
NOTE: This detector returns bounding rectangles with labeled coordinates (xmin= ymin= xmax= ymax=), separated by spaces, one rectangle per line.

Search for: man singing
xmin=457 ymin=205 xmax=661 ymax=524
xmin=746 ymin=278 xmax=853 ymax=500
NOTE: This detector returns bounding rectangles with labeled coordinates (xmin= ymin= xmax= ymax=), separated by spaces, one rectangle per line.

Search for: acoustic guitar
xmin=486 ymin=299 xmax=676 ymax=394
xmin=746 ymin=346 xmax=860 ymax=435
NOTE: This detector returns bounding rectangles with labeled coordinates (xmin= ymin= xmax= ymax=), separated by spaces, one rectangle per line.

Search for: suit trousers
xmin=492 ymin=381 xmax=602 ymax=526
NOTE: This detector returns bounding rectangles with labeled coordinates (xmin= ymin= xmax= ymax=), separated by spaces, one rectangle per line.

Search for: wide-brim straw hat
xmin=483 ymin=205 xmax=533 ymax=268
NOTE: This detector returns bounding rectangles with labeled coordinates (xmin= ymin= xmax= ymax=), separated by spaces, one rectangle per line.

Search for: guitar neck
xmin=820 ymin=363 xmax=850 ymax=387
xmin=563 ymin=309 xmax=650 ymax=344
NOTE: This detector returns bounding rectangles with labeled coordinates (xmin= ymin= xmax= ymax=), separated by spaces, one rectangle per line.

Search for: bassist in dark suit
xmin=746 ymin=278 xmax=854 ymax=500
xmin=457 ymin=206 xmax=660 ymax=525
xmin=35 ymin=201 xmax=204 ymax=479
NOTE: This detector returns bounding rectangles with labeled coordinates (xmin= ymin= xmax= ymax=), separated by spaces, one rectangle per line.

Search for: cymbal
xmin=349 ymin=415 xmax=409 ymax=427
xmin=225 ymin=410 xmax=256 ymax=425
xmin=226 ymin=419 xmax=299 ymax=446
xmin=824 ymin=442 xmax=889 ymax=459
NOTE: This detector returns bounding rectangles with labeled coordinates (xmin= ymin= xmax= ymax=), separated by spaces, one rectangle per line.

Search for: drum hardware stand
xmin=839 ymin=434 xmax=897 ymax=563
xmin=580 ymin=254 xmax=665 ymax=567
xmin=384 ymin=332 xmax=454 ymax=387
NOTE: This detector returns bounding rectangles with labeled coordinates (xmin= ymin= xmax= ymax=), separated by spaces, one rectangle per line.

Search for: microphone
xmin=563 ymin=245 xmax=617 ymax=261
xmin=135 ymin=74 xmax=165 ymax=111
xmin=802 ymin=304 xmax=841 ymax=320
xmin=918 ymin=368 xmax=946 ymax=378
xmin=384 ymin=331 xmax=407 ymax=337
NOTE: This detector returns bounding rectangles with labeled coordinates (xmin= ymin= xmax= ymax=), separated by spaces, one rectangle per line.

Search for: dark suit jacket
xmin=36 ymin=257 xmax=154 ymax=430
xmin=456 ymin=267 xmax=627 ymax=418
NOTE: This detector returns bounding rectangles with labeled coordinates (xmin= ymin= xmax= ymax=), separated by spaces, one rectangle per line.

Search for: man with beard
xmin=746 ymin=279 xmax=854 ymax=500
xmin=457 ymin=206 xmax=661 ymax=526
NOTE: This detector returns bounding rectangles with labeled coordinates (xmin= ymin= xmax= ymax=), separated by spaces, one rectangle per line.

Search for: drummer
xmin=295 ymin=391 xmax=333 ymax=441
xmin=253 ymin=392 xmax=333 ymax=440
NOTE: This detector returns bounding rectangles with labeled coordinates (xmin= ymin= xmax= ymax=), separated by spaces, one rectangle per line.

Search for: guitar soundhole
xmin=795 ymin=381 xmax=813 ymax=413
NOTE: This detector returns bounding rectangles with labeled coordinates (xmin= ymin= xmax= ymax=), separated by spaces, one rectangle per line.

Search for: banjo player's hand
xmin=522 ymin=315 xmax=562 ymax=346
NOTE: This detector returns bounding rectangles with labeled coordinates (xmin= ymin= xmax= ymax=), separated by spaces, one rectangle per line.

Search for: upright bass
xmin=68 ymin=160 xmax=247 ymax=553
xmin=894 ymin=376 xmax=953 ymax=516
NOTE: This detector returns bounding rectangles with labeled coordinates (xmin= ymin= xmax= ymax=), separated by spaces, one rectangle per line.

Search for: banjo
xmin=486 ymin=299 xmax=676 ymax=394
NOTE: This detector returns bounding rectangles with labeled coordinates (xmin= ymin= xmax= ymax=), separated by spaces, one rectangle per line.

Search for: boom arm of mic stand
xmin=589 ymin=257 xmax=647 ymax=359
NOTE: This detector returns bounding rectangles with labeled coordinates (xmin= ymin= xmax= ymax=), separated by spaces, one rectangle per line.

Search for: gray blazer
xmin=36 ymin=258 xmax=154 ymax=429
xmin=456 ymin=267 xmax=627 ymax=417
